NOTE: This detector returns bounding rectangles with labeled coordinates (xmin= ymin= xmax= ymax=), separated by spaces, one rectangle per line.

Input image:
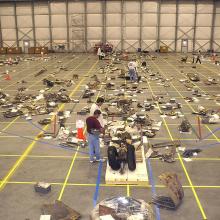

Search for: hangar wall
xmin=0 ymin=0 xmax=219 ymax=52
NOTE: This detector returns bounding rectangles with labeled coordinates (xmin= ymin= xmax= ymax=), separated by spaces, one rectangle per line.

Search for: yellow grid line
xmin=148 ymin=59 xmax=207 ymax=220
xmin=0 ymin=56 xmax=91 ymax=192
xmin=57 ymin=59 xmax=99 ymax=200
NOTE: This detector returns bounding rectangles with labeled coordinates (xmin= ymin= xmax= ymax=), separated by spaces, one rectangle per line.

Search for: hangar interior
xmin=0 ymin=0 xmax=219 ymax=220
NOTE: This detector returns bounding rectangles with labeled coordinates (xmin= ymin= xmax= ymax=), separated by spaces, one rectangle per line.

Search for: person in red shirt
xmin=86 ymin=110 xmax=105 ymax=163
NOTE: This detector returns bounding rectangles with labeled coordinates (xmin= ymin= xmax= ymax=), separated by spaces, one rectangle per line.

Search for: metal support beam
xmin=210 ymin=0 xmax=216 ymax=51
xmin=193 ymin=0 xmax=198 ymax=52
xmin=0 ymin=16 xmax=3 ymax=47
xmin=174 ymin=0 xmax=179 ymax=52
xmin=102 ymin=0 xmax=106 ymax=44
xmin=14 ymin=1 xmax=19 ymax=47
xmin=48 ymin=0 xmax=52 ymax=49
xmin=156 ymin=0 xmax=161 ymax=50
xmin=139 ymin=0 xmax=143 ymax=50
xmin=31 ymin=0 xmax=36 ymax=47
xmin=84 ymin=0 xmax=87 ymax=52
xmin=66 ymin=0 xmax=70 ymax=51
xmin=121 ymin=0 xmax=124 ymax=51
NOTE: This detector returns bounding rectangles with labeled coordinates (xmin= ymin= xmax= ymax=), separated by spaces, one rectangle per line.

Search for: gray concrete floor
xmin=0 ymin=53 xmax=219 ymax=220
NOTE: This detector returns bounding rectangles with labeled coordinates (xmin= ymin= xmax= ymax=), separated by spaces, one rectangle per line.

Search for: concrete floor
xmin=0 ymin=53 xmax=219 ymax=220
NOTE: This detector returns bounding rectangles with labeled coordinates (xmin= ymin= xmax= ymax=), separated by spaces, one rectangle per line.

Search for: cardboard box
xmin=0 ymin=47 xmax=7 ymax=54
xmin=160 ymin=46 xmax=168 ymax=53
xmin=28 ymin=47 xmax=35 ymax=54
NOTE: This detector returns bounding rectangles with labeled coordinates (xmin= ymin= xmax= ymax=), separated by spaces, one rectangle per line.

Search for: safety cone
xmin=76 ymin=119 xmax=86 ymax=141
xmin=4 ymin=73 xmax=11 ymax=80
xmin=77 ymin=127 xmax=86 ymax=141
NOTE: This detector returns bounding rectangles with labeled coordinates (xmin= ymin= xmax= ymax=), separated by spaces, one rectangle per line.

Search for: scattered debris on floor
xmin=91 ymin=197 xmax=155 ymax=220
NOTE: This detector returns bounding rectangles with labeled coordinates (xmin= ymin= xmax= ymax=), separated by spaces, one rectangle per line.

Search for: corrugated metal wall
xmin=0 ymin=0 xmax=219 ymax=52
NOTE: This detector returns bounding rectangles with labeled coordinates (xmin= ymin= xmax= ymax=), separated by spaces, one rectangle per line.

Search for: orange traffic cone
xmin=4 ymin=73 xmax=11 ymax=80
xmin=77 ymin=127 xmax=86 ymax=141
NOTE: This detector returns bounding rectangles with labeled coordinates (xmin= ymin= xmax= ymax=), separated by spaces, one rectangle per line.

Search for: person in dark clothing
xmin=196 ymin=50 xmax=202 ymax=64
xmin=86 ymin=110 xmax=105 ymax=163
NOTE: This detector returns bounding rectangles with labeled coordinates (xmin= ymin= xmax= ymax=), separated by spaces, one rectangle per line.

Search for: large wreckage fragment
xmin=90 ymin=196 xmax=155 ymax=220
xmin=152 ymin=173 xmax=184 ymax=210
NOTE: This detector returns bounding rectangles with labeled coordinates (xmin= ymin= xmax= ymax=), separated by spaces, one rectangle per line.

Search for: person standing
xmin=90 ymin=97 xmax=105 ymax=127
xmin=86 ymin=110 xmax=105 ymax=163
xmin=196 ymin=50 xmax=202 ymax=64
xmin=97 ymin=47 xmax=102 ymax=60
xmin=128 ymin=60 xmax=137 ymax=82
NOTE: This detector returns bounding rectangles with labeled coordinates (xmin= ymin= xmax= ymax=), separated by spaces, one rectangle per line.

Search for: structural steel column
xmin=193 ymin=0 xmax=198 ymax=52
xmin=66 ymin=0 xmax=70 ymax=51
xmin=14 ymin=2 xmax=19 ymax=47
xmin=31 ymin=0 xmax=36 ymax=47
xmin=121 ymin=0 xmax=124 ymax=51
xmin=156 ymin=0 xmax=161 ymax=50
xmin=139 ymin=0 xmax=143 ymax=49
xmin=48 ymin=0 xmax=52 ymax=49
xmin=174 ymin=0 xmax=179 ymax=52
xmin=102 ymin=0 xmax=106 ymax=44
xmin=210 ymin=0 xmax=216 ymax=51
xmin=0 ymin=16 xmax=3 ymax=47
xmin=84 ymin=0 xmax=87 ymax=52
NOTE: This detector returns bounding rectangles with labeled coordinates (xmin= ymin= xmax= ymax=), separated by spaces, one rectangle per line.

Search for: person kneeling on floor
xmin=86 ymin=110 xmax=105 ymax=163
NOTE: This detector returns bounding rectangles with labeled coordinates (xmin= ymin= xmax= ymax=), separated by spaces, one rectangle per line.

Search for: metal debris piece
xmin=35 ymin=67 xmax=47 ymax=77
xmin=91 ymin=197 xmax=155 ymax=220
xmin=179 ymin=119 xmax=191 ymax=132
xmin=152 ymin=173 xmax=184 ymax=210
xmin=182 ymin=149 xmax=201 ymax=158
xmin=34 ymin=182 xmax=51 ymax=194
xmin=41 ymin=200 xmax=81 ymax=220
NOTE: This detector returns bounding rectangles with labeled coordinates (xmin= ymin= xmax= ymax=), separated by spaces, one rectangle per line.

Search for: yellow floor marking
xmin=0 ymin=58 xmax=92 ymax=192
xmin=57 ymin=60 xmax=99 ymax=200
xmin=127 ymin=185 xmax=130 ymax=196
xmin=147 ymin=59 xmax=207 ymax=220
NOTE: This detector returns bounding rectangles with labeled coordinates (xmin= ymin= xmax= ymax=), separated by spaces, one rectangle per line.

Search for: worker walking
xmin=196 ymin=50 xmax=202 ymax=64
xmin=128 ymin=60 xmax=138 ymax=82
xmin=86 ymin=110 xmax=105 ymax=163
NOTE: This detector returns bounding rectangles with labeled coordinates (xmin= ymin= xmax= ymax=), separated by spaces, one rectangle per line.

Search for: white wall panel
xmin=125 ymin=1 xmax=139 ymax=13
xmin=124 ymin=40 xmax=139 ymax=52
xmin=16 ymin=3 xmax=31 ymax=15
xmin=106 ymin=27 xmax=121 ymax=40
xmin=68 ymin=2 xmax=84 ymax=13
xmin=1 ymin=16 xmax=15 ymax=28
xmin=215 ymin=14 xmax=220 ymax=26
xmin=195 ymin=40 xmax=210 ymax=50
xmin=216 ymin=2 xmax=220 ymax=13
xmin=106 ymin=1 xmax=121 ymax=13
xmin=160 ymin=14 xmax=176 ymax=26
xmin=142 ymin=27 xmax=157 ymax=39
xmin=214 ymin=27 xmax=220 ymax=39
xmin=0 ymin=3 xmax=14 ymax=15
xmin=87 ymin=2 xmax=102 ymax=13
xmin=52 ymin=28 xmax=67 ymax=40
xmin=35 ymin=15 xmax=49 ymax=28
xmin=87 ymin=14 xmax=102 ymax=26
xmin=106 ymin=14 xmax=121 ymax=27
xmin=161 ymin=40 xmax=175 ymax=50
xmin=87 ymin=27 xmax=102 ymax=39
xmin=17 ymin=16 xmax=32 ymax=28
xmin=213 ymin=42 xmax=220 ymax=52
xmin=18 ymin=28 xmax=33 ymax=40
xmin=34 ymin=2 xmax=48 ymax=14
xmin=125 ymin=14 xmax=139 ymax=26
xmin=197 ymin=2 xmax=213 ymax=13
xmin=36 ymin=28 xmax=50 ymax=40
xmin=178 ymin=14 xmax=194 ymax=26
xmin=196 ymin=14 xmax=212 ymax=26
xmin=2 ymin=29 xmax=16 ymax=41
xmin=142 ymin=14 xmax=157 ymax=26
xmin=177 ymin=27 xmax=194 ymax=38
xmin=179 ymin=1 xmax=195 ymax=13
xmin=196 ymin=27 xmax=211 ymax=39
xmin=51 ymin=15 xmax=66 ymax=27
xmin=142 ymin=40 xmax=157 ymax=50
xmin=125 ymin=27 xmax=140 ymax=40
xmin=50 ymin=2 xmax=66 ymax=14
xmin=143 ymin=1 xmax=157 ymax=13
xmin=160 ymin=27 xmax=175 ymax=39
xmin=161 ymin=0 xmax=176 ymax=13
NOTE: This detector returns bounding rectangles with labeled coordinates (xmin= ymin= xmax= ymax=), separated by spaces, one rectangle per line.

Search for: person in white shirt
xmin=128 ymin=60 xmax=138 ymax=82
xmin=90 ymin=97 xmax=105 ymax=127
xmin=97 ymin=47 xmax=102 ymax=60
